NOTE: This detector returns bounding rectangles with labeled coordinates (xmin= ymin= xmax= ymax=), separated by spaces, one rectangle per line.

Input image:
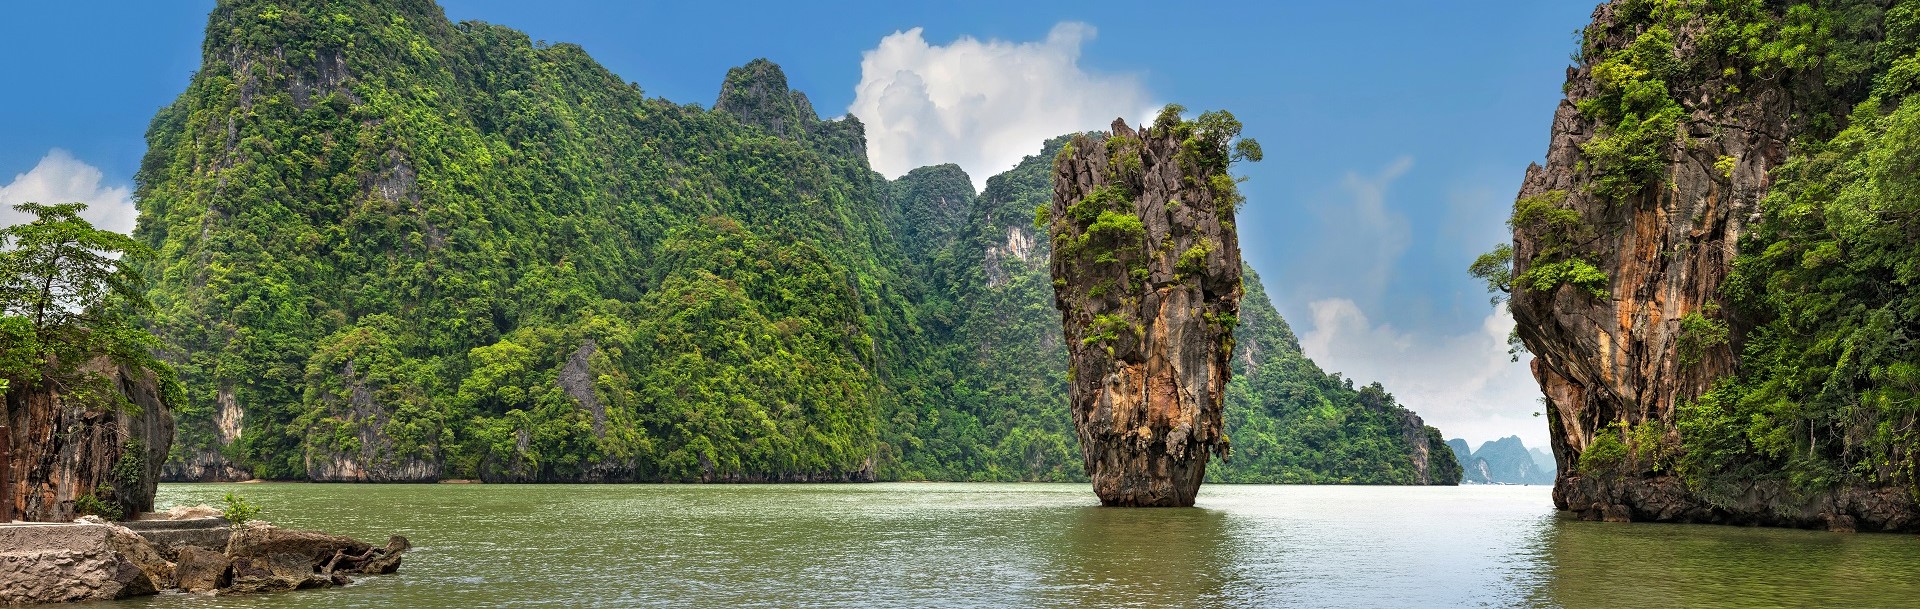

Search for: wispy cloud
xmin=1287 ymin=157 xmax=1417 ymax=311
xmin=0 ymin=149 xmax=137 ymax=234
xmin=848 ymin=22 xmax=1156 ymax=190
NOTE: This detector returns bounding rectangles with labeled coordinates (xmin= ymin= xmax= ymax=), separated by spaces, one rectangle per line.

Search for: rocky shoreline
xmin=1556 ymin=473 xmax=1920 ymax=533
xmin=0 ymin=507 xmax=407 ymax=606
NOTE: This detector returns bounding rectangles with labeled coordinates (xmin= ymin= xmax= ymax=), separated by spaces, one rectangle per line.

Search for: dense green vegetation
xmin=1617 ymin=0 xmax=1920 ymax=498
xmin=137 ymin=0 xmax=901 ymax=481
xmin=132 ymin=0 xmax=1454 ymax=483
xmin=1700 ymin=11 xmax=1920 ymax=497
xmin=881 ymin=139 xmax=1081 ymax=481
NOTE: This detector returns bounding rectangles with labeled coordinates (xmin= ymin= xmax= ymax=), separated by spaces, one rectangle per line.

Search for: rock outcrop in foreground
xmin=4 ymin=358 xmax=174 ymax=522
xmin=0 ymin=512 xmax=406 ymax=605
xmin=1048 ymin=112 xmax=1253 ymax=506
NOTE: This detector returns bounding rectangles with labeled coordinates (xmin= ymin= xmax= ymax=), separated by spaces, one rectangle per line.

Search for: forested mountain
xmin=134 ymin=0 xmax=1455 ymax=484
xmin=1216 ymin=268 xmax=1460 ymax=484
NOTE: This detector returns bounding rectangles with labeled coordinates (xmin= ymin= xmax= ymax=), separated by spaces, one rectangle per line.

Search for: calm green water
xmin=96 ymin=483 xmax=1920 ymax=608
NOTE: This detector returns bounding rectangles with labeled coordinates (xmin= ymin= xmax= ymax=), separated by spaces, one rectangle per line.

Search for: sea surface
xmin=96 ymin=483 xmax=1920 ymax=608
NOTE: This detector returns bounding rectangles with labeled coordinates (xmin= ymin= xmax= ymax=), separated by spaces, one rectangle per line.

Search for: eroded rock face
xmin=1510 ymin=2 xmax=1919 ymax=530
xmin=4 ymin=358 xmax=174 ymax=522
xmin=1514 ymin=1 xmax=1781 ymax=525
xmin=1048 ymin=118 xmax=1243 ymax=507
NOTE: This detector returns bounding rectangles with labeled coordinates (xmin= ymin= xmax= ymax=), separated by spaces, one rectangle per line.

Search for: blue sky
xmin=0 ymin=1 xmax=1599 ymax=451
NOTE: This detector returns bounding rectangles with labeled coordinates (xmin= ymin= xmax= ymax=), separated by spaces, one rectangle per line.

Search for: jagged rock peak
xmin=715 ymin=58 xmax=820 ymax=138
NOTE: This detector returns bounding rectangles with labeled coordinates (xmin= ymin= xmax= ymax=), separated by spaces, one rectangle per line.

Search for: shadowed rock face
xmin=4 ymin=358 xmax=174 ymax=522
xmin=1048 ymin=118 xmax=1243 ymax=507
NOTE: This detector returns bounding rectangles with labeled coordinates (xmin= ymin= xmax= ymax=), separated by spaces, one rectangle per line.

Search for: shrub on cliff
xmin=0 ymin=202 xmax=179 ymax=407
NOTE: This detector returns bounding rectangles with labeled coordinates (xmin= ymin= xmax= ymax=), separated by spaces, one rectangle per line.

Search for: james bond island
xmin=1045 ymin=110 xmax=1256 ymax=507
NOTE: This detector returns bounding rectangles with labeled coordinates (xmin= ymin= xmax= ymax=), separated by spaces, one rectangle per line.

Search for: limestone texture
xmin=0 ymin=513 xmax=407 ymax=604
xmin=1511 ymin=2 xmax=1917 ymax=531
xmin=173 ymin=545 xmax=232 ymax=593
xmin=1048 ymin=117 xmax=1244 ymax=507
xmin=223 ymin=521 xmax=409 ymax=594
xmin=0 ymin=524 xmax=156 ymax=605
xmin=4 ymin=358 xmax=174 ymax=522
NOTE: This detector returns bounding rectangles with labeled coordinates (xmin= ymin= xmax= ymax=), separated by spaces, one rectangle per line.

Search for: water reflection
xmin=1044 ymin=506 xmax=1235 ymax=607
xmin=1533 ymin=514 xmax=1920 ymax=608
xmin=119 ymin=483 xmax=1920 ymax=609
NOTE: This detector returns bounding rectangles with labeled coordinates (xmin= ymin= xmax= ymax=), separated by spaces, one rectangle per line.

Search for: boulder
xmin=175 ymin=545 xmax=232 ymax=592
xmin=222 ymin=521 xmax=408 ymax=594
xmin=0 ymin=523 xmax=158 ymax=604
xmin=82 ymin=516 xmax=178 ymax=590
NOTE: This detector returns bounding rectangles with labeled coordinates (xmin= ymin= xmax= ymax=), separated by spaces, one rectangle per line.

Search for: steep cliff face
xmin=137 ymin=0 xmax=897 ymax=482
xmin=4 ymin=359 xmax=173 ymax=521
xmin=1048 ymin=115 xmax=1246 ymax=506
xmin=1513 ymin=0 xmax=1787 ymax=511
xmin=1511 ymin=0 xmax=1920 ymax=531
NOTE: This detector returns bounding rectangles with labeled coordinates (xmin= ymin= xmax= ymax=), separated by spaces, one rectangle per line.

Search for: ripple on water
xmin=109 ymin=482 xmax=1920 ymax=609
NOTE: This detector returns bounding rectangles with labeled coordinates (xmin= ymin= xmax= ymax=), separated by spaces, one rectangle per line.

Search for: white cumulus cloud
xmin=0 ymin=150 xmax=137 ymax=235
xmin=1298 ymin=298 xmax=1546 ymax=451
xmin=849 ymin=22 xmax=1156 ymax=190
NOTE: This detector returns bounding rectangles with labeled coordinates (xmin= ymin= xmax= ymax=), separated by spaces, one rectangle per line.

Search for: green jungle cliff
xmin=131 ymin=0 xmax=1457 ymax=484
xmin=1494 ymin=0 xmax=1920 ymax=531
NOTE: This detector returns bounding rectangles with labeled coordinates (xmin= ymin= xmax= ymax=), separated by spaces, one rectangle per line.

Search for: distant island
xmin=1448 ymin=437 xmax=1554 ymax=486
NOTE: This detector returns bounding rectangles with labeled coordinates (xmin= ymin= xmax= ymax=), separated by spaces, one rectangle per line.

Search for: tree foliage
xmin=0 ymin=202 xmax=178 ymax=412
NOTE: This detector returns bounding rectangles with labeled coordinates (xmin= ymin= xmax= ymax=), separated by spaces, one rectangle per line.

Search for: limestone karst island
xmin=4 ymin=1 xmax=1920 ymax=607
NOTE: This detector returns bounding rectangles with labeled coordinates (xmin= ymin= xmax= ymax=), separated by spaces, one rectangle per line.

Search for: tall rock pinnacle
xmin=1046 ymin=109 xmax=1259 ymax=506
